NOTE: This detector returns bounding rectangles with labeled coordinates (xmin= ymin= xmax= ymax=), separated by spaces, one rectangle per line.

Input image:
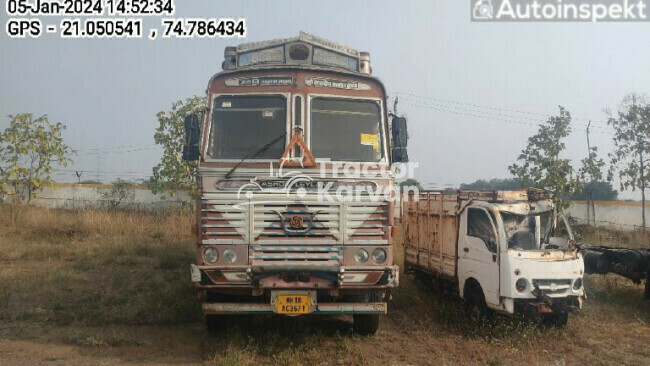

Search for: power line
xmin=74 ymin=143 xmax=158 ymax=152
xmin=74 ymin=146 xmax=162 ymax=156
xmin=395 ymin=91 xmax=611 ymax=127
xmin=53 ymin=169 xmax=152 ymax=175
xmin=398 ymin=99 xmax=615 ymax=135
xmin=397 ymin=95 xmax=613 ymax=133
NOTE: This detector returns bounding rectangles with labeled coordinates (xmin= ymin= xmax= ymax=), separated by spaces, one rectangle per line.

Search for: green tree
xmin=607 ymin=93 xmax=650 ymax=230
xmin=0 ymin=114 xmax=74 ymax=203
xmin=150 ymin=96 xmax=204 ymax=196
xmin=570 ymin=181 xmax=618 ymax=201
xmin=460 ymin=178 xmax=525 ymax=191
xmin=508 ymin=106 xmax=579 ymax=212
xmin=579 ymin=145 xmax=605 ymax=185
xmin=578 ymin=127 xmax=606 ymax=225
xmin=97 ymin=179 xmax=135 ymax=209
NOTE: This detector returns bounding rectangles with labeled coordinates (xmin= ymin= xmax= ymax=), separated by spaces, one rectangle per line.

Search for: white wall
xmin=2 ymin=183 xmax=192 ymax=211
xmin=395 ymin=196 xmax=647 ymax=231
xmin=567 ymin=201 xmax=647 ymax=231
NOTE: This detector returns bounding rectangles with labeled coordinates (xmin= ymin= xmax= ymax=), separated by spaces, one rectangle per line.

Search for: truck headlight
xmin=203 ymin=247 xmax=219 ymax=263
xmin=371 ymin=248 xmax=387 ymax=264
xmin=223 ymin=249 xmax=237 ymax=264
xmin=354 ymin=249 xmax=369 ymax=263
xmin=515 ymin=278 xmax=527 ymax=292
xmin=573 ymin=278 xmax=582 ymax=290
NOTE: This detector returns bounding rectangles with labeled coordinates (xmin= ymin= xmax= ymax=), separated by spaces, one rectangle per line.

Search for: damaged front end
xmin=501 ymin=249 xmax=585 ymax=316
xmin=498 ymin=201 xmax=586 ymax=316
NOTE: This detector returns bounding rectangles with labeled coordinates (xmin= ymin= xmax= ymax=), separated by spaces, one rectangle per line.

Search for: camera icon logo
xmin=473 ymin=0 xmax=494 ymax=19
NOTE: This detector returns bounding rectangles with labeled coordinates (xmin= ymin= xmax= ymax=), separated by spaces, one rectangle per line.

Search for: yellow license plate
xmin=275 ymin=294 xmax=311 ymax=314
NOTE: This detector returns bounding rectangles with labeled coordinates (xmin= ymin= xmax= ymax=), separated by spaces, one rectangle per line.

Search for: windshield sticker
xmin=305 ymin=77 xmax=371 ymax=90
xmin=222 ymin=101 xmax=232 ymax=108
xmin=263 ymin=110 xmax=275 ymax=118
xmin=360 ymin=133 xmax=379 ymax=148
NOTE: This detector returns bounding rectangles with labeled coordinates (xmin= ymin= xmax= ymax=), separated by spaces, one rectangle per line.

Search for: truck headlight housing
xmin=573 ymin=278 xmax=582 ymax=290
xmin=515 ymin=278 xmax=527 ymax=292
xmin=371 ymin=248 xmax=387 ymax=264
xmin=354 ymin=249 xmax=369 ymax=263
xmin=223 ymin=249 xmax=237 ymax=264
xmin=203 ymin=247 xmax=219 ymax=263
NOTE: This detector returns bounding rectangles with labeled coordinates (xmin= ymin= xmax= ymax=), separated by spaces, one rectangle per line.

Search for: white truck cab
xmin=404 ymin=189 xmax=585 ymax=326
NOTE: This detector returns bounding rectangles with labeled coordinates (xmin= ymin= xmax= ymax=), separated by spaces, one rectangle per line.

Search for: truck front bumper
xmin=190 ymin=264 xmax=399 ymax=290
xmin=505 ymin=295 xmax=584 ymax=315
xmin=203 ymin=301 xmax=386 ymax=315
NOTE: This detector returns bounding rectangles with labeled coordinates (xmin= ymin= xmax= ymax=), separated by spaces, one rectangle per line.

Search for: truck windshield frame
xmin=501 ymin=211 xmax=553 ymax=251
xmin=308 ymin=95 xmax=385 ymax=163
xmin=206 ymin=93 xmax=289 ymax=161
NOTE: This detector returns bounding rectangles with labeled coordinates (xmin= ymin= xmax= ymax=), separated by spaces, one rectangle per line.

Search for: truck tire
xmin=352 ymin=290 xmax=382 ymax=335
xmin=542 ymin=312 xmax=568 ymax=328
xmin=643 ymin=263 xmax=650 ymax=300
xmin=464 ymin=286 xmax=494 ymax=323
xmin=205 ymin=315 xmax=220 ymax=333
xmin=353 ymin=314 xmax=380 ymax=335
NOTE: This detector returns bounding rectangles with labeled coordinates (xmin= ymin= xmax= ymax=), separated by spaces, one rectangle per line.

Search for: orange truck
xmin=182 ymin=32 xmax=408 ymax=334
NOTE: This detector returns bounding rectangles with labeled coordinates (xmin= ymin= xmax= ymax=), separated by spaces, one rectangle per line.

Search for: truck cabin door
xmin=458 ymin=207 xmax=500 ymax=307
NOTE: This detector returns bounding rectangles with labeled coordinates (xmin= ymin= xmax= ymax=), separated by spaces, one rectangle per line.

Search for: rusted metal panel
xmin=404 ymin=192 xmax=459 ymax=277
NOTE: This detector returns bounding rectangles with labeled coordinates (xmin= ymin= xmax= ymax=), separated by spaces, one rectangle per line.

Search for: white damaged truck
xmin=403 ymin=189 xmax=585 ymax=326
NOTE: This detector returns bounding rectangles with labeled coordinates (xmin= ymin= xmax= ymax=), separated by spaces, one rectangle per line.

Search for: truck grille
xmin=532 ymin=279 xmax=572 ymax=296
xmin=250 ymin=245 xmax=342 ymax=272
xmin=200 ymin=196 xmax=390 ymax=245
xmin=346 ymin=202 xmax=390 ymax=242
xmin=253 ymin=203 xmax=340 ymax=243
xmin=201 ymin=201 xmax=247 ymax=243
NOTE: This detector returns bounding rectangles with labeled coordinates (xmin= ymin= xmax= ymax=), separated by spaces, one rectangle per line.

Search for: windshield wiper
xmin=224 ymin=133 xmax=285 ymax=179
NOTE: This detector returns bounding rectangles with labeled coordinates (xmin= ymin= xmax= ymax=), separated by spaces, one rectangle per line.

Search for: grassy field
xmin=0 ymin=205 xmax=648 ymax=365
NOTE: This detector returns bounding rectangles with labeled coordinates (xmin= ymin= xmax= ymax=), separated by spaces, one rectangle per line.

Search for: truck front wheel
xmin=353 ymin=314 xmax=380 ymax=335
xmin=463 ymin=286 xmax=494 ymax=323
xmin=205 ymin=315 xmax=221 ymax=333
xmin=542 ymin=312 xmax=569 ymax=328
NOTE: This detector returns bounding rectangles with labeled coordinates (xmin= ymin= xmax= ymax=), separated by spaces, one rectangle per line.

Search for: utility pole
xmin=393 ymin=96 xmax=399 ymax=116
xmin=585 ymin=121 xmax=595 ymax=226
xmin=94 ymin=153 xmax=103 ymax=183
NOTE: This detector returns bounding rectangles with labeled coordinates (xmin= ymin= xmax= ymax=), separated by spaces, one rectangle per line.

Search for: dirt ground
xmin=0 ymin=208 xmax=648 ymax=365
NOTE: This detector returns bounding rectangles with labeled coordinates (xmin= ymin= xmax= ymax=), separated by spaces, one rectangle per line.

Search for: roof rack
xmin=222 ymin=31 xmax=371 ymax=74
xmin=412 ymin=188 xmax=550 ymax=202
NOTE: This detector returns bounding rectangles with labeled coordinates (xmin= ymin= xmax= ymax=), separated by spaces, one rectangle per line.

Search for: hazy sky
xmin=1 ymin=1 xmax=649 ymax=199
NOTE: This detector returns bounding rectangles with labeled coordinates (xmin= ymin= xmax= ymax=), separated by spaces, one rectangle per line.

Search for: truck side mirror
xmin=182 ymin=113 xmax=201 ymax=161
xmin=391 ymin=116 xmax=408 ymax=163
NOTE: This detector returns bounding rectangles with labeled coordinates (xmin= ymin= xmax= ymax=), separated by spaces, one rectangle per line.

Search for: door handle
xmin=492 ymin=254 xmax=497 ymax=262
xmin=463 ymin=247 xmax=469 ymax=253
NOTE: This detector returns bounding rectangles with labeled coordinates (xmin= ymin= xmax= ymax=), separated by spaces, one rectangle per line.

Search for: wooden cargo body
xmin=403 ymin=191 xmax=463 ymax=280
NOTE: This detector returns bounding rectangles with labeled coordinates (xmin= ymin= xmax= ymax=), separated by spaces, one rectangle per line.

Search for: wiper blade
xmin=224 ymin=133 xmax=285 ymax=179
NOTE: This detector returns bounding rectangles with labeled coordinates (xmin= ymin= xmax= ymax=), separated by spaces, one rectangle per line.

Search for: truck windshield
xmin=310 ymin=98 xmax=383 ymax=162
xmin=501 ymin=212 xmax=552 ymax=250
xmin=208 ymin=95 xmax=286 ymax=159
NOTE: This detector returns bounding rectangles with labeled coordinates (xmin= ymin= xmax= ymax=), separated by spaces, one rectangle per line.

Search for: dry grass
xmin=573 ymin=224 xmax=650 ymax=249
xmin=0 ymin=205 xmax=199 ymax=326
xmin=0 ymin=205 xmax=648 ymax=365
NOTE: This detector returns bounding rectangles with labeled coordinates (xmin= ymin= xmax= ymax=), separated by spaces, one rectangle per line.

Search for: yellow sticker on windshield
xmin=360 ymin=133 xmax=379 ymax=149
